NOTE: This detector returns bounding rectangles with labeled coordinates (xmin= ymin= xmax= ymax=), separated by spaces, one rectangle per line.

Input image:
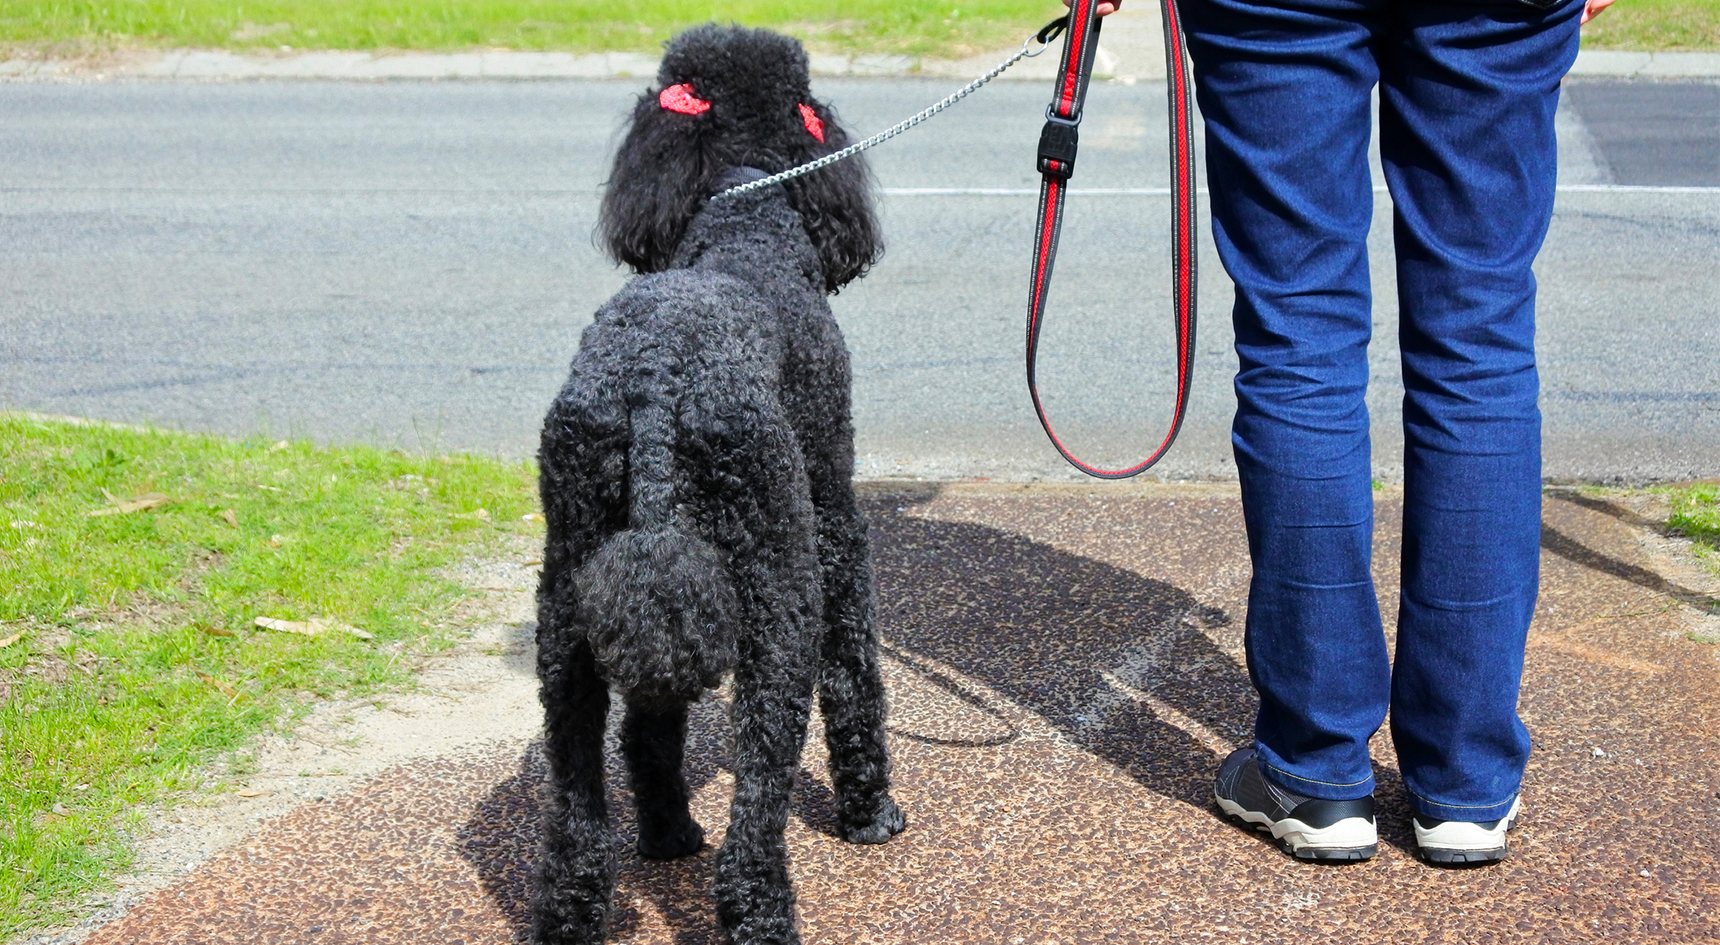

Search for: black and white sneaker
xmin=1213 ymin=747 xmax=1378 ymax=862
xmin=1413 ymin=795 xmax=1521 ymax=865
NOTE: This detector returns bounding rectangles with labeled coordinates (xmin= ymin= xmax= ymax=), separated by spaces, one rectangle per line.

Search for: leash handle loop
xmin=1026 ymin=0 xmax=1200 ymax=479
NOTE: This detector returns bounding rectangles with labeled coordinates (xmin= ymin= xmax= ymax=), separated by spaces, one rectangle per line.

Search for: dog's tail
xmin=574 ymin=384 xmax=739 ymax=704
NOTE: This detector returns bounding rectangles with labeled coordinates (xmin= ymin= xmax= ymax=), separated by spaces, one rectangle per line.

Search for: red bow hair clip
xmin=659 ymin=83 xmax=825 ymax=144
xmin=797 ymin=103 xmax=825 ymax=143
xmin=658 ymin=83 xmax=710 ymax=115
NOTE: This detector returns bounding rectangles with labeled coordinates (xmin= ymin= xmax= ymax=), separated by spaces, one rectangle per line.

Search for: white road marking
xmin=881 ymin=185 xmax=1720 ymax=196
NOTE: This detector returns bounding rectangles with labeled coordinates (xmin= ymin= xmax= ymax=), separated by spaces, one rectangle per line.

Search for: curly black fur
xmin=599 ymin=24 xmax=881 ymax=293
xmin=576 ymin=524 xmax=738 ymax=705
xmin=534 ymin=25 xmax=905 ymax=945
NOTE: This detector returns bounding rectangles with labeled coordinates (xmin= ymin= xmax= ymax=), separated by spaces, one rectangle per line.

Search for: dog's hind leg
xmin=713 ymin=596 xmax=818 ymax=945
xmin=710 ymin=448 xmax=822 ymax=943
xmin=532 ymin=406 xmax=626 ymax=945
xmin=532 ymin=638 xmax=614 ymax=945
xmin=622 ymin=697 xmax=706 ymax=859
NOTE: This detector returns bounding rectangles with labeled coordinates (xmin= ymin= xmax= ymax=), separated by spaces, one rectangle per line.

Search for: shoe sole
xmin=1415 ymin=797 xmax=1521 ymax=866
xmin=1215 ymin=796 xmax=1378 ymax=862
xmin=1419 ymin=846 xmax=1507 ymax=865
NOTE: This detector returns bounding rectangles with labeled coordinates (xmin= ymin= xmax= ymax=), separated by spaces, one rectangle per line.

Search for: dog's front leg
xmin=533 ymin=640 xmax=615 ymax=945
xmin=788 ymin=341 xmax=906 ymax=846
xmin=715 ymin=635 xmax=816 ymax=945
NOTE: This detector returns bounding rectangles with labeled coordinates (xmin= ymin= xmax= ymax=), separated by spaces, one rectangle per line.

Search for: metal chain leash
xmin=711 ymin=19 xmax=1067 ymax=200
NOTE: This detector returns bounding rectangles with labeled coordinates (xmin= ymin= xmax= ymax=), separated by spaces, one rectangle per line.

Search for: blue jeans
xmin=1183 ymin=0 xmax=1581 ymax=821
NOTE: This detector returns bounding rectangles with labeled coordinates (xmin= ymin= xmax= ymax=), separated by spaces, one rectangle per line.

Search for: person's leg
xmin=1185 ymin=0 xmax=1390 ymax=803
xmin=1376 ymin=0 xmax=1581 ymax=833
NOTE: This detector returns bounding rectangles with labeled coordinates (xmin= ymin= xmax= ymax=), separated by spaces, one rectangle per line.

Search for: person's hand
xmin=1060 ymin=0 xmax=1122 ymax=16
xmin=1581 ymin=0 xmax=1615 ymax=25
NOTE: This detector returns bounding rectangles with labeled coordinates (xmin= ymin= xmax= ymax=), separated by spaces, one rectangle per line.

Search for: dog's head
xmin=598 ymin=24 xmax=881 ymax=293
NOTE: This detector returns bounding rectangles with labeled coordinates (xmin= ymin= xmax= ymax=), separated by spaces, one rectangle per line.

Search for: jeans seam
xmin=1265 ymin=762 xmax=1372 ymax=790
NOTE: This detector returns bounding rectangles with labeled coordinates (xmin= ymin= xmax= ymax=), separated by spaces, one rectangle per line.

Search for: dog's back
xmin=543 ymin=259 xmax=794 ymax=703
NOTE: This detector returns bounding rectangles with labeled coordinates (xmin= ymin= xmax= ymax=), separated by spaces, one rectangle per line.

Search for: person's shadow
xmin=456 ymin=485 xmax=1297 ymax=942
xmin=863 ymin=486 xmax=1257 ymax=806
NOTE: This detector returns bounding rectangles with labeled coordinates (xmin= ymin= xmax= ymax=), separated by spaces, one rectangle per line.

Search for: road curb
xmin=1570 ymin=49 xmax=1720 ymax=77
xmin=0 ymin=47 xmax=1071 ymax=82
xmin=5 ymin=47 xmax=1720 ymax=82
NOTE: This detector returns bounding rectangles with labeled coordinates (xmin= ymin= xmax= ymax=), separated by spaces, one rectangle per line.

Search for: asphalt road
xmin=2 ymin=78 xmax=1716 ymax=481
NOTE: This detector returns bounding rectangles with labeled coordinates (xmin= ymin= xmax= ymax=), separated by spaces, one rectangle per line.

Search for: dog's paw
xmin=839 ymin=797 xmax=906 ymax=844
xmin=637 ymin=816 xmax=706 ymax=859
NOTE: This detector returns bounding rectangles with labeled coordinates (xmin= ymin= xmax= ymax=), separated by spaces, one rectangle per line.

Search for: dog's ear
xmin=782 ymin=102 xmax=883 ymax=293
xmin=600 ymin=57 xmax=881 ymax=291
xmin=599 ymin=91 xmax=739 ymax=275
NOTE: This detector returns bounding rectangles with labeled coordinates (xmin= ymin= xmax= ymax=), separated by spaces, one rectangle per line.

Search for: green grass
xmin=0 ymin=414 xmax=538 ymax=938
xmin=0 ymin=1 xmax=1059 ymax=59
xmin=1583 ymin=0 xmax=1720 ymax=51
xmin=1667 ymin=481 xmax=1720 ymax=572
xmin=4 ymin=0 xmax=1716 ymax=58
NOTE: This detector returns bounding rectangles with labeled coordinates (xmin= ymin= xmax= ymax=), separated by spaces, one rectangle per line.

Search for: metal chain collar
xmin=711 ymin=20 xmax=1067 ymax=200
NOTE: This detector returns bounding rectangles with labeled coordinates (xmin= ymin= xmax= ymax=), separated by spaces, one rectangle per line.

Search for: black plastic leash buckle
xmin=1038 ymin=110 xmax=1081 ymax=179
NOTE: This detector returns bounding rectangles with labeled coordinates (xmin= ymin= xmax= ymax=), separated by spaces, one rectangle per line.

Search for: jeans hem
xmin=1408 ymin=789 xmax=1520 ymax=822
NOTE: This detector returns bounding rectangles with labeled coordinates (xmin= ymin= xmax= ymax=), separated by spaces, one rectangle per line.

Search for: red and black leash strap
xmin=1027 ymin=0 xmax=1199 ymax=479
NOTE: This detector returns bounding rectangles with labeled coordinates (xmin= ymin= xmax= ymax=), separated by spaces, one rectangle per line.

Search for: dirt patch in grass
xmin=1551 ymin=485 xmax=1720 ymax=646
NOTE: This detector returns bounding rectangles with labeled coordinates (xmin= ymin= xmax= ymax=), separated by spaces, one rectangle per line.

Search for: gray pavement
xmin=2 ymin=77 xmax=1717 ymax=482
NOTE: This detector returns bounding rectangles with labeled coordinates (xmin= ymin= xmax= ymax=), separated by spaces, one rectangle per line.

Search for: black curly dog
xmin=532 ymin=24 xmax=907 ymax=945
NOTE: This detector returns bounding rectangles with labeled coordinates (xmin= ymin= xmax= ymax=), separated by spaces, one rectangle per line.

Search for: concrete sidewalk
xmin=5 ymin=5 xmax=1719 ymax=82
xmin=34 ymin=483 xmax=1720 ymax=945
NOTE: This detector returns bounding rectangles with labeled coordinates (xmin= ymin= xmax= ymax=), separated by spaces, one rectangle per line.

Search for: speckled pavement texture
xmin=78 ymin=484 xmax=1720 ymax=944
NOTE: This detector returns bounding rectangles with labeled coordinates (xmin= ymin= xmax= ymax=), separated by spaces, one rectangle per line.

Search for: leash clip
xmin=1037 ymin=110 xmax=1081 ymax=179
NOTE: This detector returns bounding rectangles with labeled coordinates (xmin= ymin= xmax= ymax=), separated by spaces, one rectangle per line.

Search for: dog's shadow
xmin=456 ymin=732 xmax=717 ymax=945
xmin=457 ymin=707 xmax=845 ymax=944
xmin=456 ymin=491 xmax=1399 ymax=939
